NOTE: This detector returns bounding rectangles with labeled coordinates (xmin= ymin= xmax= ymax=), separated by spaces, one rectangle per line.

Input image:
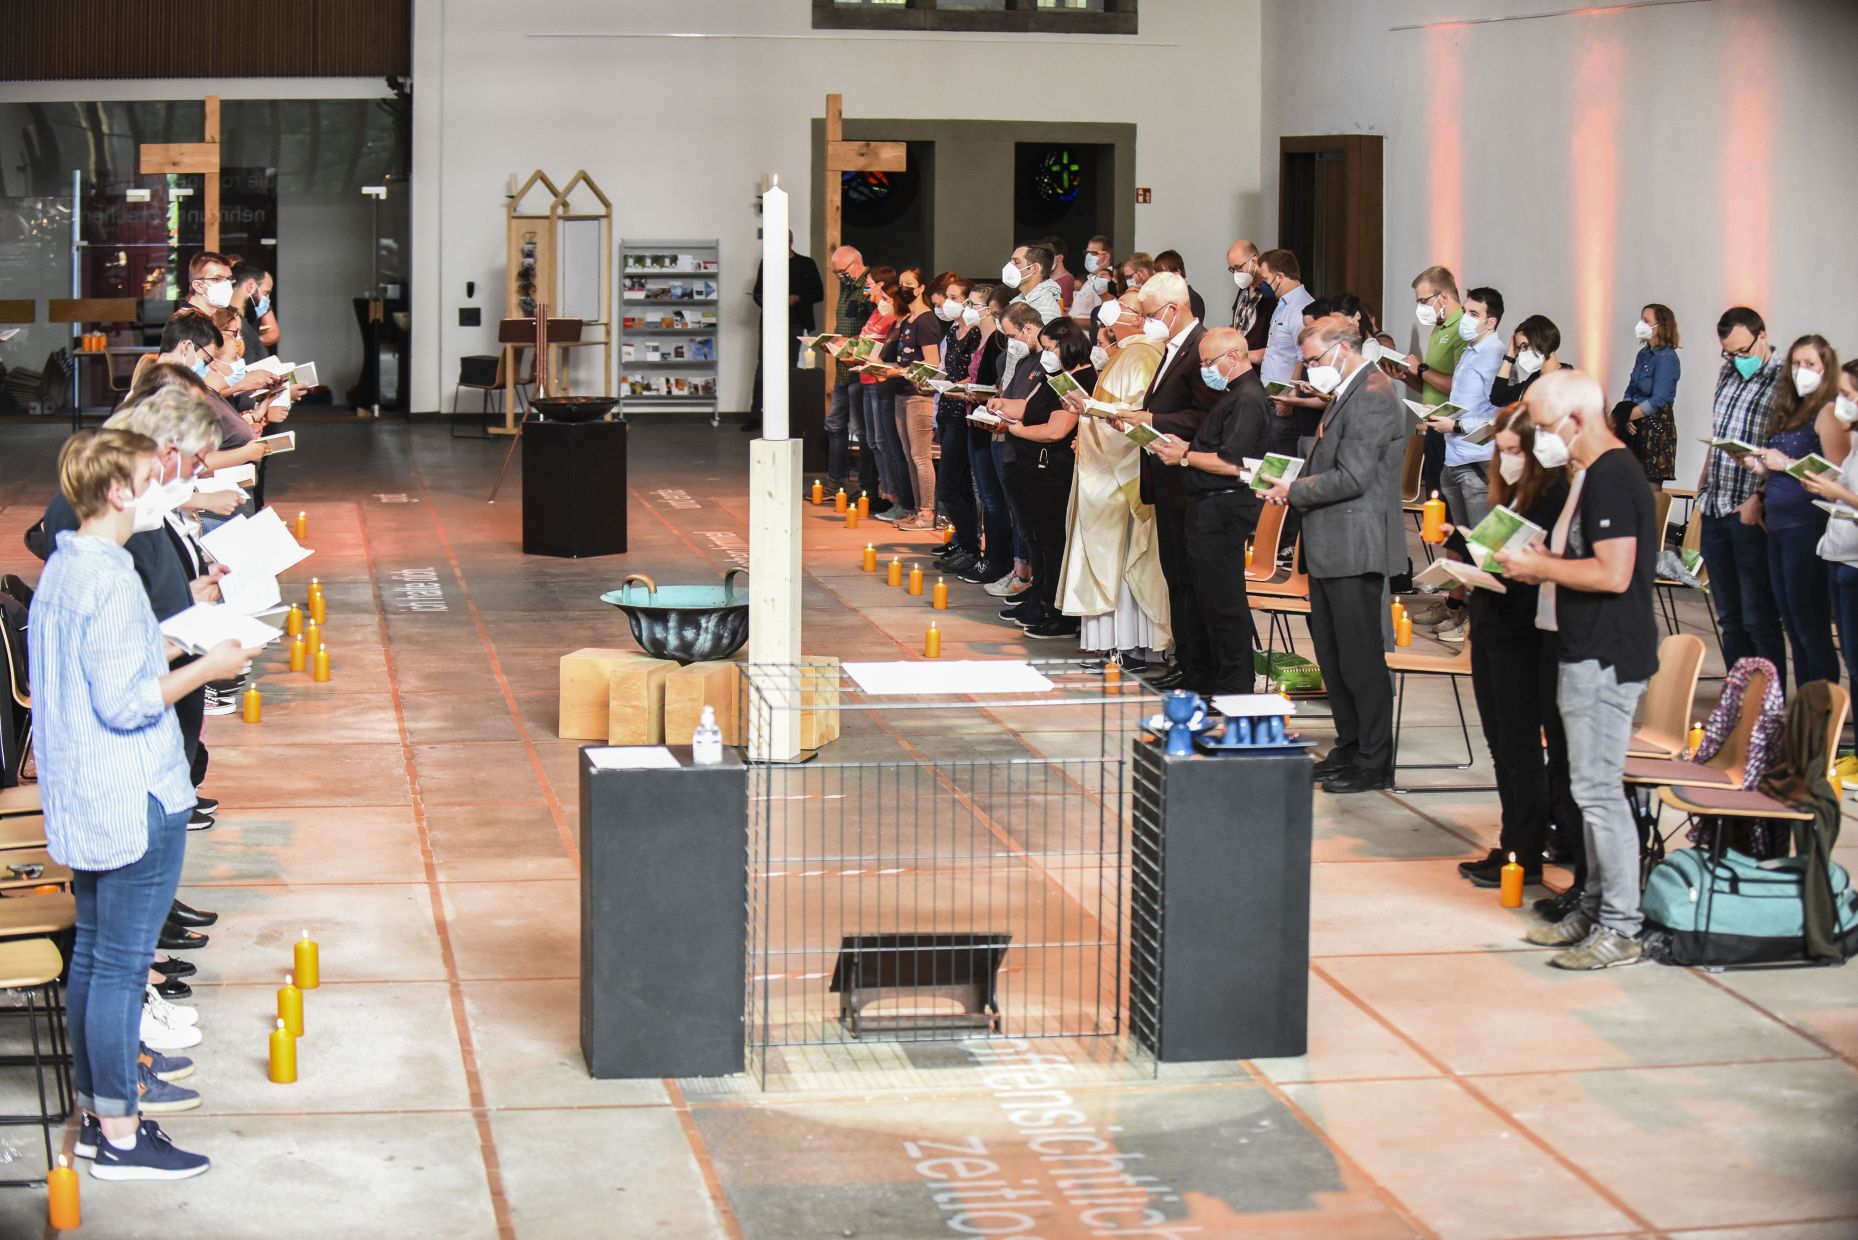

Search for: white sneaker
xmin=1005 ymin=576 xmax=1033 ymax=596
xmin=140 ymin=1004 xmax=203 ymax=1051
xmin=200 ymin=689 xmax=237 ymax=717
xmin=1434 ymin=614 xmax=1467 ymax=643
xmin=983 ymin=572 xmax=1020 ymax=598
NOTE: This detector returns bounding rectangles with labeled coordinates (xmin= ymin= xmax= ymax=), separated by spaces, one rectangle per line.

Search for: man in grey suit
xmin=1259 ymin=315 xmax=1409 ymax=793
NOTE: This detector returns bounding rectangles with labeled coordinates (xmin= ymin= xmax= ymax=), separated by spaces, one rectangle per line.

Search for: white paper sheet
xmin=217 ymin=569 xmax=283 ymax=617
xmin=1211 ymin=693 xmax=1297 ymax=718
xmin=211 ymin=464 xmax=256 ymax=485
xmin=585 ymin=746 xmax=682 ymax=770
xmin=160 ymin=604 xmax=282 ymax=654
xmin=199 ymin=509 xmax=312 ymax=577
xmin=843 ymin=661 xmax=1055 ymax=696
xmin=192 ymin=474 xmax=246 ymax=495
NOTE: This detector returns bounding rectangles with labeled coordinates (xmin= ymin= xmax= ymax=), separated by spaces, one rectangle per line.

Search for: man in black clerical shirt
xmin=1150 ymin=327 xmax=1272 ymax=694
xmin=745 ymin=231 xmax=825 ymax=433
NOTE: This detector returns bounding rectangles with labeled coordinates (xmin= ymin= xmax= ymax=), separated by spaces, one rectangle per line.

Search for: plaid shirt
xmin=1700 ymin=353 xmax=1782 ymax=517
xmin=831 ymin=275 xmax=874 ymax=388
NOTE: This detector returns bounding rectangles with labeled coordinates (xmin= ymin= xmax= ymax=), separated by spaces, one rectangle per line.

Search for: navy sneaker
xmin=73 ymin=1112 xmax=99 ymax=1160
xmin=136 ymin=1064 xmax=201 ymax=1114
xmin=89 ymin=1120 xmax=210 ymax=1181
xmin=140 ymin=1042 xmax=195 ymax=1083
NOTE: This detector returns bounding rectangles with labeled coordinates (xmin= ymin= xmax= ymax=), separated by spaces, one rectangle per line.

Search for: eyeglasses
xmin=1720 ymin=338 xmax=1761 ymax=360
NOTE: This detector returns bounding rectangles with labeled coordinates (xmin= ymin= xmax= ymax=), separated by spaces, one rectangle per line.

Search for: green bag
xmin=1254 ymin=650 xmax=1322 ymax=693
xmin=1642 ymin=847 xmax=1858 ymax=966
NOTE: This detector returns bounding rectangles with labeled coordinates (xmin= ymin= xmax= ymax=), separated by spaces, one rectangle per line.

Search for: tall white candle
xmin=760 ymin=176 xmax=790 ymax=441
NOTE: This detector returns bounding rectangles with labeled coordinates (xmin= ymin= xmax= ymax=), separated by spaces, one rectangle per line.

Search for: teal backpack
xmin=1642 ymin=847 xmax=1858 ymax=967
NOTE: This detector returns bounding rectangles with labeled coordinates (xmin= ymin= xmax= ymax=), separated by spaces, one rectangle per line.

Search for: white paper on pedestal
xmin=844 ymin=661 xmax=1055 ymax=696
xmin=586 ymin=746 xmax=681 ymax=770
xmin=1210 ymin=693 xmax=1297 ymax=717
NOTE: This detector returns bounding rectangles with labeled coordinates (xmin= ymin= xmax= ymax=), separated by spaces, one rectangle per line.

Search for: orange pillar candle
xmin=907 ymin=563 xmax=924 ymax=596
xmin=845 ymin=506 xmax=859 ymax=530
xmin=1421 ymin=491 xmax=1447 ymax=543
xmin=305 ymin=620 xmax=322 ymax=658
xmin=268 ymin=1017 xmax=298 ymax=1084
xmin=932 ymin=577 xmax=948 ymax=610
xmin=857 ymin=492 xmax=870 ymax=518
xmin=925 ymin=622 xmax=941 ymax=659
xmin=277 ymin=972 xmax=304 ymax=1037
xmin=887 ymin=556 xmax=902 ymax=587
xmin=1499 ymin=852 xmax=1524 ymax=908
xmin=285 ymin=604 xmax=303 ymax=637
xmin=941 ymin=525 xmax=954 ymax=546
xmin=835 ymin=487 xmax=848 ymax=514
xmin=862 ymin=544 xmax=877 ymax=573
xmin=242 ymin=686 xmax=262 ymax=724
xmin=309 ymin=590 xmax=327 ymax=626
xmin=1687 ymin=720 xmax=1705 ymax=756
xmin=48 ymin=1155 xmax=79 ymax=1230
xmin=811 ymin=479 xmax=824 ymax=505
xmin=1245 ymin=544 xmax=1254 ymax=569
xmin=294 ymin=929 xmax=320 ymax=989
xmin=290 ymin=635 xmax=307 ymax=672
xmin=313 ymin=646 xmax=332 ymax=682
xmin=1395 ymin=613 xmax=1413 ymax=647
xmin=1391 ymin=600 xmax=1406 ymax=627
xmin=308 ymin=577 xmax=323 ymax=606
xmin=293 ymin=511 xmax=308 ymax=541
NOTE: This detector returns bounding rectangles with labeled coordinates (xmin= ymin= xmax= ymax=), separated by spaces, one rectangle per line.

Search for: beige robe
xmin=1057 ymin=338 xmax=1171 ymax=650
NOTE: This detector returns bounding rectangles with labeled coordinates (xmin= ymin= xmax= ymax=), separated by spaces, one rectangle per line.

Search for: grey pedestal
xmin=1129 ymin=739 xmax=1313 ymax=1062
xmin=580 ymin=747 xmax=747 ymax=1078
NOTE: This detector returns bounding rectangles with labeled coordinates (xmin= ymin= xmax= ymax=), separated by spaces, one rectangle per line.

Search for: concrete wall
xmin=1259 ymin=0 xmax=1858 ymax=485
xmin=410 ymin=0 xmax=1265 ymax=414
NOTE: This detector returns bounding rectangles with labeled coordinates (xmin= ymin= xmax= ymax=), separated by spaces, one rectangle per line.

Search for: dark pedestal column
xmin=580 ymin=747 xmax=746 ymax=1078
xmin=1129 ymin=739 xmax=1313 ymax=1062
xmin=791 ymin=365 xmax=828 ymax=474
xmin=522 ymin=418 xmax=628 ymax=557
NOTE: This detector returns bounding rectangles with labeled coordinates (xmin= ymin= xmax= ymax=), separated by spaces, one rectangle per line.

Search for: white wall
xmin=411 ymin=0 xmax=1265 ymax=413
xmin=1260 ymin=0 xmax=1858 ymax=485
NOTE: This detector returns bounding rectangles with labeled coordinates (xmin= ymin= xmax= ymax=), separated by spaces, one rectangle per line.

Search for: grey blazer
xmin=1287 ymin=366 xmax=1409 ymax=579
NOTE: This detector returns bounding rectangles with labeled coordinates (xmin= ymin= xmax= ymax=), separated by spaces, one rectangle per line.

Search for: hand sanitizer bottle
xmin=692 ymin=705 xmax=724 ymax=765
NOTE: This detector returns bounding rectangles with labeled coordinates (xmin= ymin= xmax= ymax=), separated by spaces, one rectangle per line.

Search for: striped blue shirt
xmin=28 ymin=532 xmax=193 ymax=870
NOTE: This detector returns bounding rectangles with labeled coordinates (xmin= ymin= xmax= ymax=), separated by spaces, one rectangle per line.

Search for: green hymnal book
xmin=1249 ymin=453 xmax=1304 ymax=492
xmin=1046 ymin=369 xmax=1085 ymax=402
xmin=1126 ymin=423 xmax=1165 ymax=449
xmin=1704 ymin=436 xmax=1760 ymax=457
xmin=1414 ymin=557 xmax=1508 ymax=594
xmin=1403 ymin=399 xmax=1465 ymax=423
xmin=1263 ymin=380 xmax=1306 ymax=398
xmin=1463 ymin=504 xmax=1545 ymax=573
xmin=903 ymin=361 xmax=945 ymax=386
xmin=1813 ymin=500 xmax=1858 ymax=522
xmin=1786 ymin=453 xmax=1837 ymax=480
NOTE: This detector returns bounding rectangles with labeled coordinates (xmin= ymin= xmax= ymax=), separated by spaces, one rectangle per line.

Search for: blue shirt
xmin=1443 ymin=330 xmax=1502 ymax=465
xmin=27 ymin=532 xmax=193 ymax=871
xmin=1260 ymin=283 xmax=1314 ymax=385
xmin=1623 ymin=344 xmax=1680 ymax=413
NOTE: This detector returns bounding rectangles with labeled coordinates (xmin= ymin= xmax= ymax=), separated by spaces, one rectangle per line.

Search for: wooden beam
xmin=825 ymin=140 xmax=907 ymax=174
xmin=49 ymin=297 xmax=138 ymax=323
xmin=138 ymin=143 xmax=217 ymax=175
xmin=0 ymin=299 xmax=33 ymax=323
xmin=822 ymin=94 xmax=843 ymax=344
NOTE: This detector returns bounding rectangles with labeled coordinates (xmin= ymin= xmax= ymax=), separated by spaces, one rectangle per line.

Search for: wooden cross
xmin=138 ymin=95 xmax=222 ymax=251
xmin=819 ymin=92 xmax=907 ymax=343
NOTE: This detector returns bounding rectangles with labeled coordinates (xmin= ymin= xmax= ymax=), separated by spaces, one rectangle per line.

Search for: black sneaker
xmin=74 ymin=1112 xmax=99 ymax=1160
xmin=1025 ymin=617 xmax=1081 ymax=640
xmin=155 ymin=976 xmax=192 ymax=1001
xmin=1456 ymin=848 xmax=1505 ymax=879
xmin=959 ymin=562 xmax=1009 ymax=586
xmin=193 ymin=796 xmax=220 ymax=817
xmin=187 ymin=808 xmax=214 ymax=832
xmin=1534 ymin=885 xmax=1585 ymax=919
xmin=1463 ymin=855 xmax=1542 ymax=888
xmin=89 ymin=1119 xmax=210 ymax=1181
xmin=152 ymin=956 xmax=196 ymax=979
xmin=938 ymin=551 xmax=979 ymax=576
xmin=200 ymin=689 xmax=237 ymax=717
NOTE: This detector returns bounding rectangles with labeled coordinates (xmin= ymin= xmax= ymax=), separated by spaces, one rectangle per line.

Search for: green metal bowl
xmin=600 ymin=569 xmax=748 ymax=664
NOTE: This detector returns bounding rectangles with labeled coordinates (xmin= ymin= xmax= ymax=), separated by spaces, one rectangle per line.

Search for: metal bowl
xmin=533 ymin=395 xmax=618 ymax=423
xmin=599 ymin=570 xmax=749 ymax=664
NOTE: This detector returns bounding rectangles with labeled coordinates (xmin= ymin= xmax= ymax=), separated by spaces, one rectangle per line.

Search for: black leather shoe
xmin=151 ymin=956 xmax=196 ymax=979
xmin=1312 ymin=748 xmax=1357 ymax=778
xmin=1463 ymin=856 xmax=1542 ymax=888
xmin=169 ymin=899 xmax=217 ymax=929
xmin=1456 ymin=847 xmax=1504 ymax=878
xmin=1534 ymin=885 xmax=1584 ymax=919
xmin=1321 ymin=766 xmax=1393 ymax=794
xmin=1149 ymin=669 xmax=1185 ymax=690
xmin=192 ymin=796 xmax=219 ymax=817
xmin=155 ymin=976 xmax=193 ymax=1001
xmin=158 ymin=923 xmax=209 ymax=951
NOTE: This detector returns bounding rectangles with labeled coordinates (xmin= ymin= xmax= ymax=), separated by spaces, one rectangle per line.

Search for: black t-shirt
xmin=1555 ymin=448 xmax=1658 ymax=682
xmin=1185 ymin=371 xmax=1272 ymax=498
xmin=1002 ymin=362 xmax=1093 ymax=469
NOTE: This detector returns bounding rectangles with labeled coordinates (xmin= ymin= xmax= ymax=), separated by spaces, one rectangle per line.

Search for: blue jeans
xmin=967 ymin=428 xmax=1013 ymax=572
xmin=69 ymin=795 xmax=190 ymax=1116
xmin=1831 ymin=560 xmax=1858 ymax=691
xmin=838 ymin=385 xmax=880 ymax=498
xmin=1698 ymin=512 xmax=1787 ymax=683
xmin=867 ymin=385 xmax=913 ymax=509
xmin=991 ymin=438 xmax=1029 ymax=564
xmin=826 ymin=383 xmax=852 ymax=487
xmin=1767 ymin=524 xmax=1839 ymax=688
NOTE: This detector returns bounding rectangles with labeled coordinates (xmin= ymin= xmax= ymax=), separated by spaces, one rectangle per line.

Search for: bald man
xmin=1149 ymin=327 xmax=1272 ymax=693
xmin=824 ymin=246 xmax=875 ymax=493
xmin=1225 ymin=239 xmax=1273 ymax=356
xmin=1498 ymin=370 xmax=1658 ymax=971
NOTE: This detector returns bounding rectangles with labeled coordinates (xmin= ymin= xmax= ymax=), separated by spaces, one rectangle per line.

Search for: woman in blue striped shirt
xmin=30 ymin=430 xmax=254 ymax=1181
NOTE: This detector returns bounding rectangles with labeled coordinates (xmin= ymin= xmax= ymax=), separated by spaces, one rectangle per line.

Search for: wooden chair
xmin=1385 ymin=630 xmax=1490 ymax=792
xmin=1656 ymin=684 xmax=1849 ymax=828
xmin=0 ymin=815 xmax=46 ymax=851
xmin=1249 ymin=542 xmax=1311 ymax=659
xmin=0 ymin=613 xmax=29 ymax=773
xmin=0 ymin=938 xmax=69 ymax=1183
xmin=0 ymin=786 xmax=40 ymax=819
xmin=1628 ymin=634 xmax=1708 ymax=759
xmin=1244 ymin=504 xmax=1288 ymax=583
xmin=0 ymin=893 xmax=75 ymax=939
xmin=1624 ymin=661 xmax=1770 ymax=793
xmin=0 ymin=850 xmax=71 ymax=892
xmin=1654 ymin=507 xmax=1723 ymax=656
xmin=1396 ymin=435 xmax=1435 ymax=563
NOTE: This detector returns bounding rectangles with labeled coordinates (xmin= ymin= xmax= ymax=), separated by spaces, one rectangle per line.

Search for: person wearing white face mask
xmin=1003 ymin=242 xmax=1062 ymax=324
xmin=1070 ymin=235 xmax=1116 ymax=326
xmin=1498 ymin=370 xmax=1658 ymax=972
xmin=1453 ymin=404 xmax=1579 ymax=894
xmin=1492 ymin=314 xmax=1567 ymax=408
xmin=1053 ymin=292 xmax=1170 ymax=668
xmin=931 ymin=277 xmax=988 ymax=574
xmin=998 ymin=319 xmax=1097 ymax=639
xmin=1613 ymin=303 xmax=1681 ymax=481
xmin=1224 ymin=239 xmax=1274 ymax=361
xmin=1799 ymin=359 xmax=1858 ymax=690
xmin=183 ymin=251 xmax=236 ymax=315
xmin=1735 ymin=333 xmax=1846 ymax=688
xmin=31 ymin=428 xmax=255 ymax=1181
xmin=1419 ymin=286 xmax=1506 ymax=641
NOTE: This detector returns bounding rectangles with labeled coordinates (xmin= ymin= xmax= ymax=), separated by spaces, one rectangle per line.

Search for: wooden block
xmin=47 ymin=297 xmax=138 ymax=324
xmin=559 ymin=647 xmax=653 ymax=740
xmin=0 ymin=299 xmax=33 ymax=324
xmin=664 ymin=661 xmax=744 ymax=747
xmin=608 ymin=659 xmax=678 ymax=745
xmin=799 ymin=655 xmax=842 ymax=751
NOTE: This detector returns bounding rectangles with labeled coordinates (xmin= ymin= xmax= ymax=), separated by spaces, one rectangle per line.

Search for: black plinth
xmin=792 ymin=366 xmax=828 ymax=474
xmin=522 ymin=418 xmax=627 ymax=557
xmin=580 ymin=746 xmax=747 ymax=1079
xmin=1129 ymin=739 xmax=1313 ymax=1062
